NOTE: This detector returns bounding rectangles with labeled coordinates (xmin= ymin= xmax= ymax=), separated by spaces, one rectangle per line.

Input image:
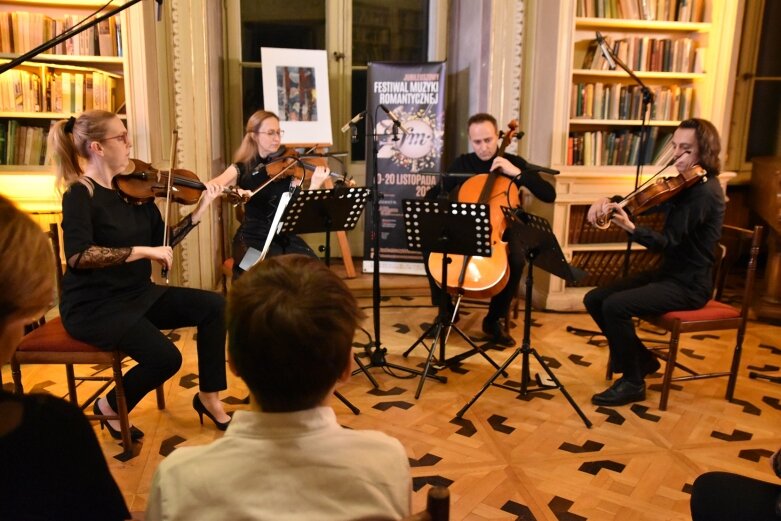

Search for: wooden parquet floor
xmin=3 ymin=270 xmax=781 ymax=520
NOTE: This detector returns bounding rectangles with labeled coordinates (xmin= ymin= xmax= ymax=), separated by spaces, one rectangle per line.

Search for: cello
xmin=428 ymin=120 xmax=521 ymax=299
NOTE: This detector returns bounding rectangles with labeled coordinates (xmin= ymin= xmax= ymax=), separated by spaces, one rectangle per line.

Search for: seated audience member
xmin=147 ymin=254 xmax=411 ymax=520
xmin=0 ymin=195 xmax=130 ymax=520
xmin=690 ymin=447 xmax=781 ymax=521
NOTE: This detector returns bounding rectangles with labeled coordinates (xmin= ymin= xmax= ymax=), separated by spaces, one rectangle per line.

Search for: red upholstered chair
xmin=400 ymin=486 xmax=450 ymax=521
xmin=11 ymin=223 xmax=164 ymax=452
xmin=643 ymin=224 xmax=763 ymax=410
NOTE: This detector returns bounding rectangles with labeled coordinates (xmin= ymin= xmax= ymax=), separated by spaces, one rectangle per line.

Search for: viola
xmin=593 ymin=164 xmax=707 ymax=229
xmin=428 ymin=120 xmax=521 ymax=299
xmin=113 ymin=158 xmax=246 ymax=206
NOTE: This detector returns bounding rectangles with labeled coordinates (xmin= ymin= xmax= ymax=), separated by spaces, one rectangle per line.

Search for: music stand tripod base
xmin=401 ymin=199 xmax=505 ymax=399
xmin=457 ymin=209 xmax=592 ymax=428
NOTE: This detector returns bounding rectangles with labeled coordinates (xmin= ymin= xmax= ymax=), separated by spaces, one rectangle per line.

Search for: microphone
xmin=379 ymin=104 xmax=410 ymax=133
xmin=340 ymin=110 xmax=366 ymax=133
xmin=595 ymin=32 xmax=616 ymax=70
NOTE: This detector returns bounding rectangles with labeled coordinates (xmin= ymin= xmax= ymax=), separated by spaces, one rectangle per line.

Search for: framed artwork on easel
xmin=261 ymin=47 xmax=333 ymax=146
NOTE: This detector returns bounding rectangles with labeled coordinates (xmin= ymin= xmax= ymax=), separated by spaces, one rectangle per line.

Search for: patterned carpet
xmin=4 ymin=291 xmax=781 ymax=520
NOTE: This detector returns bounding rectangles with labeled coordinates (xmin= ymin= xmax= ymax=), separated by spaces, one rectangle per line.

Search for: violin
xmin=428 ymin=120 xmax=521 ymax=298
xmin=113 ymin=158 xmax=246 ymax=206
xmin=593 ymin=164 xmax=707 ymax=229
xmin=247 ymin=146 xmax=354 ymax=199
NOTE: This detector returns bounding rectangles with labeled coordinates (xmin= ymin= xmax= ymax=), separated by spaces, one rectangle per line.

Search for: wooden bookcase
xmin=524 ymin=0 xmax=741 ymax=310
xmin=0 ymin=0 xmax=130 ymax=212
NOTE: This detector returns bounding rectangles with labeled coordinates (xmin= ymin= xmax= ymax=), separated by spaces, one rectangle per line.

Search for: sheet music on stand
xmin=280 ymin=186 xmax=370 ymax=234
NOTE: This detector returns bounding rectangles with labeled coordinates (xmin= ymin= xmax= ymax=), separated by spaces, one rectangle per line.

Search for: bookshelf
xmin=524 ymin=0 xmax=741 ymax=310
xmin=0 ymin=0 xmax=128 ymax=207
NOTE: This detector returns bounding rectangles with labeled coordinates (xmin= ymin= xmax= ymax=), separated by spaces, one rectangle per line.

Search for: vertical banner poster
xmin=363 ymin=62 xmax=446 ymax=275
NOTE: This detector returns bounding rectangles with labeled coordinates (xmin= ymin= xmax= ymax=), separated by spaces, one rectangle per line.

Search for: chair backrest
xmin=47 ymin=223 xmax=64 ymax=296
xmin=24 ymin=224 xmax=62 ymax=334
xmin=715 ymin=224 xmax=763 ymax=325
xmin=400 ymin=486 xmax=450 ymax=521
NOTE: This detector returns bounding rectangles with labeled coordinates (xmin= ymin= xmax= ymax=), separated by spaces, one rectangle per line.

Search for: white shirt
xmin=146 ymin=407 xmax=411 ymax=521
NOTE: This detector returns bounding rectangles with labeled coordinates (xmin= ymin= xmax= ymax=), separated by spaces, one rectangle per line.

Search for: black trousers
xmin=426 ymin=230 xmax=527 ymax=323
xmin=583 ymin=271 xmax=708 ymax=382
xmin=108 ymin=287 xmax=227 ymax=413
xmin=690 ymin=471 xmax=781 ymax=520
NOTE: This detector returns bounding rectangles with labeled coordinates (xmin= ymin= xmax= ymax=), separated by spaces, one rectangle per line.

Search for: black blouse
xmin=60 ymin=182 xmax=167 ymax=347
xmin=0 ymin=391 xmax=129 ymax=520
xmin=235 ymin=155 xmax=298 ymax=244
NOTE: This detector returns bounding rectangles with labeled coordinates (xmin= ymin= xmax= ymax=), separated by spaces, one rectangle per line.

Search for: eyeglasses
xmin=101 ymin=133 xmax=129 ymax=145
xmin=255 ymin=130 xmax=285 ymax=138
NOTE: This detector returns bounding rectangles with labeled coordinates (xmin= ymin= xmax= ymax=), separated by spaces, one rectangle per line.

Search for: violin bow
xmin=161 ymin=129 xmax=178 ymax=284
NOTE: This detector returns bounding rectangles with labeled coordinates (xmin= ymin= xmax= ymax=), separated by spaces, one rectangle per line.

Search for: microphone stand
xmin=0 ymin=0 xmax=145 ymax=75
xmin=601 ymin=39 xmax=655 ymax=276
xmin=353 ymin=107 xmax=445 ymax=383
xmin=567 ymin=37 xmax=656 ymax=340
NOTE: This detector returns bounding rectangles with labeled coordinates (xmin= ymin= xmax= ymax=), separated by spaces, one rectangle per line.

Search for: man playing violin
xmin=426 ymin=113 xmax=556 ymax=346
xmin=209 ymin=110 xmax=331 ymax=278
xmin=584 ymin=118 xmax=725 ymax=406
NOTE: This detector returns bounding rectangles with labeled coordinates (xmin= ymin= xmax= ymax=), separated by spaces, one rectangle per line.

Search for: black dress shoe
xmin=481 ymin=318 xmax=515 ymax=347
xmin=591 ymin=378 xmax=646 ymax=406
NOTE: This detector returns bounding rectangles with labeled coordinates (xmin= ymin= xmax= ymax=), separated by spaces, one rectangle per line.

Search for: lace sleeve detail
xmin=169 ymin=213 xmax=199 ymax=247
xmin=68 ymin=246 xmax=132 ymax=269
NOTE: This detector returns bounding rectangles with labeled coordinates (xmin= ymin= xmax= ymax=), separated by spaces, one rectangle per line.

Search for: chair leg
xmin=155 ymin=386 xmax=166 ymax=410
xmin=606 ymin=355 xmax=613 ymax=381
xmin=65 ymin=364 xmax=78 ymax=405
xmin=111 ymin=354 xmax=133 ymax=450
xmin=726 ymin=331 xmax=745 ymax=401
xmin=10 ymin=358 xmax=24 ymax=395
xmin=659 ymin=323 xmax=681 ymax=411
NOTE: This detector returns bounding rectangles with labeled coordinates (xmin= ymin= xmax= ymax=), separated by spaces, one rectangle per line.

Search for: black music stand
xmin=279 ymin=186 xmax=370 ymax=267
xmin=457 ymin=208 xmax=593 ymax=428
xmin=279 ymin=186 xmax=373 ymax=413
xmin=401 ymin=199 xmax=506 ymax=399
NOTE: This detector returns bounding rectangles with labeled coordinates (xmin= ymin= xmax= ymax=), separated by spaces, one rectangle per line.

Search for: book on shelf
xmin=576 ymin=0 xmax=706 ymax=21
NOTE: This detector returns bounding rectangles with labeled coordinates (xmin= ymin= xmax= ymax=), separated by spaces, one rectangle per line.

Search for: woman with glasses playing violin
xmin=583 ymin=118 xmax=725 ymax=407
xmin=209 ymin=110 xmax=331 ymax=278
xmin=49 ymin=109 xmax=232 ymax=438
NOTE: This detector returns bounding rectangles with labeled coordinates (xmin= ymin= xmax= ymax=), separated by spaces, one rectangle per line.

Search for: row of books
xmin=566 ymin=127 xmax=674 ymax=166
xmin=0 ymin=11 xmax=122 ymax=57
xmin=570 ymin=83 xmax=694 ymax=121
xmin=567 ymin=249 xmax=662 ymax=287
xmin=580 ymin=36 xmax=701 ymax=73
xmin=576 ymin=0 xmax=706 ymax=22
xmin=0 ymin=120 xmax=50 ymax=166
xmin=0 ymin=68 xmax=120 ymax=113
xmin=567 ymin=204 xmax=666 ymax=245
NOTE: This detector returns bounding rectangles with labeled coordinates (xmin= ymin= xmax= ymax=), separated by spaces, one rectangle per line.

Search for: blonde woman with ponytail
xmin=49 ymin=110 xmax=232 ymax=436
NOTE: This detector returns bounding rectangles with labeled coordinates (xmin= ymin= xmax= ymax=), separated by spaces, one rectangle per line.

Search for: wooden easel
xmin=291 ymin=143 xmax=356 ymax=279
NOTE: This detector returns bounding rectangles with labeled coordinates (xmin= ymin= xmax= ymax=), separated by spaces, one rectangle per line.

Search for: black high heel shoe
xmin=92 ymin=401 xmax=144 ymax=441
xmin=192 ymin=394 xmax=231 ymax=431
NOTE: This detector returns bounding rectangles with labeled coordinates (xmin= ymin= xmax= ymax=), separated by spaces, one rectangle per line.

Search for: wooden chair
xmin=643 ymin=224 xmax=763 ymax=410
xmin=400 ymin=486 xmax=450 ymax=521
xmin=10 ymin=223 xmax=165 ymax=453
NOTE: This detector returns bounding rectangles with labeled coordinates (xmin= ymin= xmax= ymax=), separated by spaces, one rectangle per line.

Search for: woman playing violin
xmin=584 ymin=118 xmax=725 ymax=406
xmin=50 ymin=110 xmax=232 ymax=436
xmin=209 ymin=110 xmax=331 ymax=278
